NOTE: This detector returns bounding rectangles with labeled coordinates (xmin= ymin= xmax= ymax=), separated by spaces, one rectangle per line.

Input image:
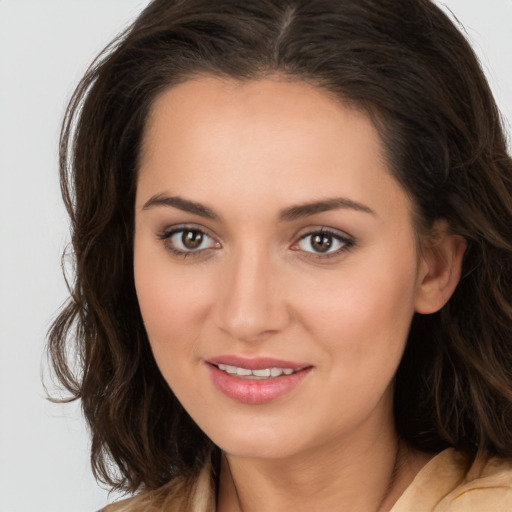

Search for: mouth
xmin=205 ymin=356 xmax=312 ymax=404
xmin=214 ymin=363 xmax=297 ymax=380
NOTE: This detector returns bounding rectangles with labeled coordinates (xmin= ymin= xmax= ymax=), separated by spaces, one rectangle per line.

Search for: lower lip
xmin=207 ymin=364 xmax=312 ymax=405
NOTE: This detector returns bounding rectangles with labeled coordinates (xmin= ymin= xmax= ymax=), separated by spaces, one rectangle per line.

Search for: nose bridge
xmin=215 ymin=241 xmax=289 ymax=342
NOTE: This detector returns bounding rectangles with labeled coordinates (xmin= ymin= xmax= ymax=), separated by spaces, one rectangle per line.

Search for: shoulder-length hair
xmin=48 ymin=0 xmax=512 ymax=493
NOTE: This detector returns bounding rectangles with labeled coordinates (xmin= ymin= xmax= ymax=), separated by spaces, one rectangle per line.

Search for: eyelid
xmin=155 ymin=223 xmax=354 ymax=261
xmin=290 ymin=227 xmax=355 ymax=259
xmin=157 ymin=224 xmax=221 ymax=258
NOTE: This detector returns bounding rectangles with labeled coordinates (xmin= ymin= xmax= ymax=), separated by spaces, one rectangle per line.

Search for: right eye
xmin=158 ymin=227 xmax=220 ymax=257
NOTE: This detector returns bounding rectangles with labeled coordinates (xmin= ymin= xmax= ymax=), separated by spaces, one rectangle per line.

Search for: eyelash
xmin=293 ymin=228 xmax=354 ymax=260
xmin=157 ymin=226 xmax=219 ymax=258
xmin=157 ymin=226 xmax=354 ymax=260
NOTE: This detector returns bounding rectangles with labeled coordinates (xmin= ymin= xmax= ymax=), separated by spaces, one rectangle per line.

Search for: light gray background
xmin=0 ymin=1 xmax=510 ymax=511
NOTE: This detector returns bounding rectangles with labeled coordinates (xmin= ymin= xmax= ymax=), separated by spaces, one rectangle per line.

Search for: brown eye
xmin=295 ymin=230 xmax=352 ymax=257
xmin=311 ymin=234 xmax=333 ymax=253
xmin=159 ymin=227 xmax=219 ymax=255
xmin=182 ymin=230 xmax=203 ymax=249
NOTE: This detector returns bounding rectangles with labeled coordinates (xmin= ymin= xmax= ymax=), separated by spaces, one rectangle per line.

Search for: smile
xmin=216 ymin=363 xmax=296 ymax=379
xmin=206 ymin=358 xmax=312 ymax=404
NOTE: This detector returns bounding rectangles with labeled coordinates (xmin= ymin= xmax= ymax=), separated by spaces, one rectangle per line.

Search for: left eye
xmin=162 ymin=228 xmax=218 ymax=253
xmin=296 ymin=231 xmax=350 ymax=254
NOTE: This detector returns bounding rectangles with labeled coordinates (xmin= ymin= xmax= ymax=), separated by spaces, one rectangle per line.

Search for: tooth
xmin=252 ymin=368 xmax=271 ymax=377
xmin=217 ymin=364 xmax=297 ymax=377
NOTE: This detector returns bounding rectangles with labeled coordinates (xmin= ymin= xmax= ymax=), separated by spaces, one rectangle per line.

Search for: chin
xmin=206 ymin=421 xmax=304 ymax=460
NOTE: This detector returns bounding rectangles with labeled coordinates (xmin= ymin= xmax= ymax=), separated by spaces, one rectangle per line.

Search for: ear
xmin=414 ymin=221 xmax=466 ymax=314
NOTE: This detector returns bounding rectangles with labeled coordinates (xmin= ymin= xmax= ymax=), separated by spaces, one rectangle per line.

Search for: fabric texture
xmin=104 ymin=448 xmax=512 ymax=511
xmin=392 ymin=448 xmax=512 ymax=511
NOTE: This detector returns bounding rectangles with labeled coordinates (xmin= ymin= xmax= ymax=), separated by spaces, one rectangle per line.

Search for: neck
xmin=217 ymin=418 xmax=432 ymax=512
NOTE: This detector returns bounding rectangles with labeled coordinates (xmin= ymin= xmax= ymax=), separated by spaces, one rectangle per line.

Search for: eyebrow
xmin=279 ymin=197 xmax=375 ymax=221
xmin=142 ymin=194 xmax=219 ymax=219
xmin=141 ymin=194 xmax=375 ymax=221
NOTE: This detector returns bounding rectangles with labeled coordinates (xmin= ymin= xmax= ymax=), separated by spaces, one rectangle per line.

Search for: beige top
xmin=104 ymin=448 xmax=512 ymax=512
xmin=391 ymin=448 xmax=512 ymax=511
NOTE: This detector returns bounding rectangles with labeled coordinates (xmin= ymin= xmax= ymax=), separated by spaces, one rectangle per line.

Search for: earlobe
xmin=414 ymin=223 xmax=466 ymax=315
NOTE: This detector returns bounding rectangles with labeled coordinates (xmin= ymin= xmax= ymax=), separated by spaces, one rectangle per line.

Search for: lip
xmin=206 ymin=356 xmax=312 ymax=405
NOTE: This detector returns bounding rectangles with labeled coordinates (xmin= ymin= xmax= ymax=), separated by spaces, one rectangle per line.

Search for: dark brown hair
xmin=48 ymin=0 xmax=512 ymax=493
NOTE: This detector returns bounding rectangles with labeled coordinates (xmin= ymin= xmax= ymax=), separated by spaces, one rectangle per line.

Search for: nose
xmin=213 ymin=246 xmax=291 ymax=343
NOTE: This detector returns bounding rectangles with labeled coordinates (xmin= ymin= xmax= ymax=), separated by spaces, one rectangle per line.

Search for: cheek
xmin=297 ymin=254 xmax=419 ymax=375
xmin=134 ymin=270 xmax=204 ymax=412
xmin=133 ymin=246 xmax=216 ymax=380
xmin=136 ymin=268 xmax=210 ymax=334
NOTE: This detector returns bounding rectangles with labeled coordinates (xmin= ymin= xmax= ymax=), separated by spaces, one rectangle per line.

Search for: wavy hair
xmin=48 ymin=0 xmax=512 ymax=493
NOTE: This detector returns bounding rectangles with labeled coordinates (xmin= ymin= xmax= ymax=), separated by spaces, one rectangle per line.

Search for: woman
xmin=48 ymin=0 xmax=512 ymax=510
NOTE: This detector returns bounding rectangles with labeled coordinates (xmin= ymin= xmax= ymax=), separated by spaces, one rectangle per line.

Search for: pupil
xmin=311 ymin=234 xmax=332 ymax=253
xmin=182 ymin=230 xmax=203 ymax=249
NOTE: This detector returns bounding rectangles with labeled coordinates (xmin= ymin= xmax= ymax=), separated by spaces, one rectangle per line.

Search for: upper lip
xmin=206 ymin=355 xmax=310 ymax=371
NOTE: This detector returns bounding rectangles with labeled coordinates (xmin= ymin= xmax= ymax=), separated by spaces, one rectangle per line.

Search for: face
xmin=134 ymin=77 xmax=428 ymax=461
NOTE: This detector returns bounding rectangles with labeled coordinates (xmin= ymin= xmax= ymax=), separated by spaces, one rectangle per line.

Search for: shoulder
xmin=101 ymin=461 xmax=215 ymax=512
xmin=439 ymin=450 xmax=512 ymax=511
xmin=393 ymin=448 xmax=512 ymax=512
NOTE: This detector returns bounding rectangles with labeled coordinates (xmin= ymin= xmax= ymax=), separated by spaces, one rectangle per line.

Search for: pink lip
xmin=205 ymin=356 xmax=312 ymax=405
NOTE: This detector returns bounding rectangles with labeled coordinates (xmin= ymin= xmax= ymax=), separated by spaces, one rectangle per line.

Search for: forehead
xmin=137 ymin=76 xmax=410 ymax=222
xmin=140 ymin=76 xmax=385 ymax=169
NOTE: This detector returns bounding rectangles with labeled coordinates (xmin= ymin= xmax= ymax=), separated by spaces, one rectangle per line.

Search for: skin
xmin=134 ymin=77 xmax=465 ymax=511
